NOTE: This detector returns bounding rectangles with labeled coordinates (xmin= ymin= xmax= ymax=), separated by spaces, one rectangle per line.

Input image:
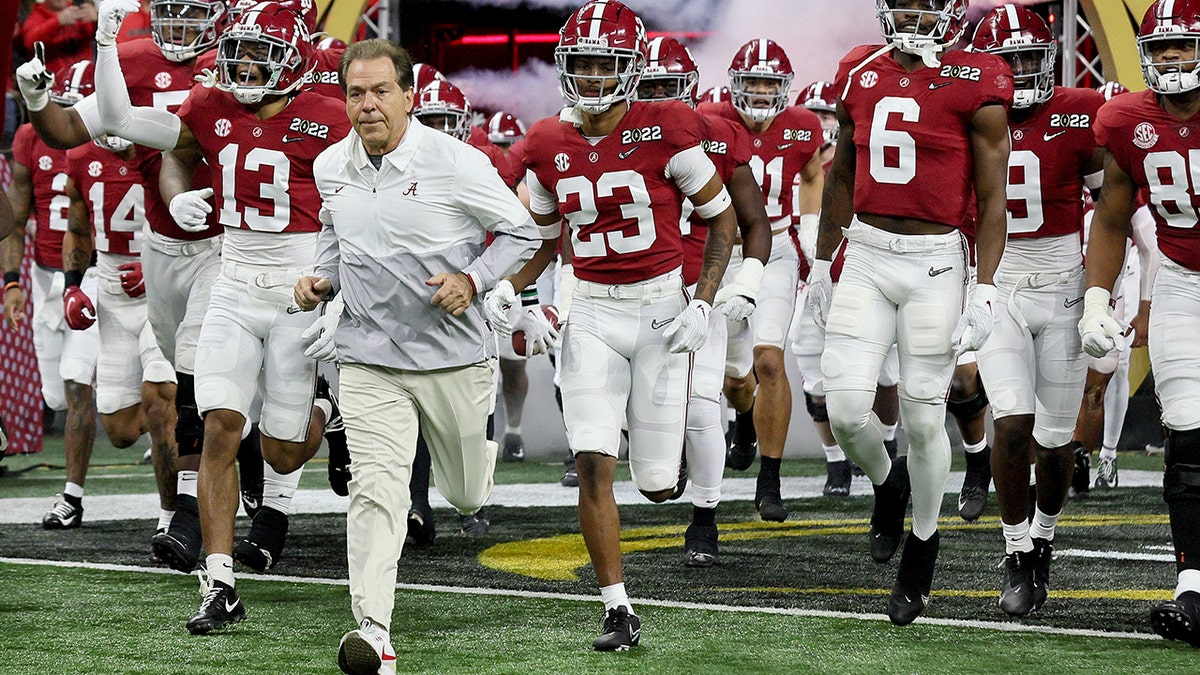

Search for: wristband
xmin=64 ymin=270 xmax=84 ymax=289
xmin=3 ymin=271 xmax=18 ymax=286
xmin=520 ymin=288 xmax=539 ymax=307
xmin=3 ymin=282 xmax=19 ymax=294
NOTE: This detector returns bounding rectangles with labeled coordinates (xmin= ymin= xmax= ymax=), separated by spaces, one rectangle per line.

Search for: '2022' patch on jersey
xmin=289 ymin=118 xmax=331 ymax=140
xmin=621 ymin=125 xmax=663 ymax=144
xmin=1049 ymin=113 xmax=1091 ymax=129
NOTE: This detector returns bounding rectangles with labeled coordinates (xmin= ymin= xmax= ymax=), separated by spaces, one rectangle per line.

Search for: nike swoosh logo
xmin=928 ymin=81 xmax=952 ymax=90
xmin=619 ymin=146 xmax=639 ymax=160
xmin=630 ymin=628 xmax=640 ymax=641
xmin=1043 ymin=130 xmax=1069 ymax=142
xmin=921 ymin=594 xmax=930 ymax=607
xmin=1064 ymin=296 xmax=1083 ymax=308
xmin=651 ymin=317 xmax=674 ymax=330
xmin=286 ymin=306 xmax=303 ymax=314
xmin=928 ymin=266 xmax=953 ymax=277
xmin=282 ymin=136 xmax=306 ymax=143
xmin=334 ymin=185 xmax=346 ymax=194
xmin=777 ymin=142 xmax=794 ymax=150
xmin=225 ymin=599 xmax=239 ymax=613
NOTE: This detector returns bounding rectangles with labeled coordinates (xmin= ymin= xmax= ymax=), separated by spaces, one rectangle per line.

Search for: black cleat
xmin=459 ymin=511 xmax=490 ymax=537
xmin=502 ymin=432 xmax=525 ymax=463
xmin=42 ymin=494 xmax=83 ymax=530
xmin=1094 ymin=455 xmax=1119 ymax=489
xmin=889 ymin=530 xmax=939 ymax=626
xmin=958 ymin=446 xmax=992 ymax=522
xmin=592 ymin=606 xmax=641 ymax=651
xmin=1031 ymin=537 xmax=1053 ymax=611
xmin=152 ymin=496 xmax=202 ymax=573
xmin=869 ymin=457 xmax=910 ymax=563
xmin=561 ymin=456 xmax=579 ymax=488
xmin=1151 ymin=591 xmax=1200 ymax=647
xmin=1069 ymin=443 xmax=1091 ymax=499
xmin=823 ymin=459 xmax=853 ymax=497
xmin=725 ymin=410 xmax=758 ymax=471
xmin=233 ymin=506 xmax=288 ymax=572
xmin=755 ymin=473 xmax=788 ymax=522
xmin=317 ymin=375 xmax=351 ymax=497
xmin=666 ymin=455 xmax=688 ymax=501
xmin=407 ymin=501 xmax=436 ymax=545
xmin=187 ymin=579 xmax=246 ymax=635
xmin=683 ymin=522 xmax=719 ymax=568
xmin=998 ymin=549 xmax=1038 ymax=618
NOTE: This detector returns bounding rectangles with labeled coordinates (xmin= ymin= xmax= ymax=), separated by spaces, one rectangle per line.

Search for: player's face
xmin=887 ymin=0 xmax=942 ymax=35
xmin=418 ymin=113 xmax=453 ymax=134
xmin=1148 ymin=38 xmax=1200 ymax=73
xmin=741 ymin=76 xmax=781 ymax=110
xmin=230 ymin=41 xmax=272 ymax=87
xmin=815 ymin=109 xmax=837 ymax=141
xmin=636 ymin=76 xmax=680 ymax=101
xmin=569 ymin=55 xmax=621 ymax=98
xmin=346 ymin=56 xmax=415 ymax=153
xmin=158 ymin=2 xmax=209 ymax=46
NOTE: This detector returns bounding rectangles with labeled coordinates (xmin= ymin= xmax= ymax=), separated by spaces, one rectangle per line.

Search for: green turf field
xmin=1 ymin=438 xmax=1193 ymax=673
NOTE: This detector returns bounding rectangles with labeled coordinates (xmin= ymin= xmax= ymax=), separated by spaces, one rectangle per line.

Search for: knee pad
xmin=947 ymin=376 xmax=989 ymax=422
xmin=1165 ymin=429 xmax=1200 ymax=504
xmin=804 ymin=392 xmax=829 ymax=423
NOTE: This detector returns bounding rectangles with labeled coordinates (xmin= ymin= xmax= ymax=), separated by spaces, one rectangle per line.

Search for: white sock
xmin=262 ymin=463 xmax=302 ymax=514
xmin=506 ymin=423 xmax=521 ymax=436
xmin=313 ymin=399 xmax=333 ymax=427
xmin=823 ymin=443 xmax=846 ymax=463
xmin=1002 ymin=520 xmax=1034 ymax=554
xmin=157 ymin=509 xmax=174 ymax=531
xmin=1176 ymin=569 xmax=1200 ymax=599
xmin=177 ymin=470 xmax=199 ymax=498
xmin=599 ymin=582 xmax=632 ymax=613
xmin=207 ymin=553 xmax=235 ymax=588
xmin=1029 ymin=507 xmax=1060 ymax=541
xmin=64 ymin=481 xmax=84 ymax=499
xmin=882 ymin=423 xmax=898 ymax=442
xmin=964 ymin=438 xmax=988 ymax=454
xmin=1099 ymin=446 xmax=1117 ymax=462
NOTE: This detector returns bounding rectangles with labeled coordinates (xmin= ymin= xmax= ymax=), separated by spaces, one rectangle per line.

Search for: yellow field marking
xmin=478 ymin=513 xmax=1171 ymax=581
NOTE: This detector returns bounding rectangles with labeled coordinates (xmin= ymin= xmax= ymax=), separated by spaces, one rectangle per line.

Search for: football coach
xmin=293 ymin=38 xmax=539 ymax=674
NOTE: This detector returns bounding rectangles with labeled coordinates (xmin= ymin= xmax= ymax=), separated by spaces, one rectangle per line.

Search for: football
xmin=511 ymin=304 xmax=561 ymax=357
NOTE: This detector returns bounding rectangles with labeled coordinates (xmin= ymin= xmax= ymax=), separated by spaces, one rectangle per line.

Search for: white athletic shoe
xmin=338 ymin=619 xmax=396 ymax=675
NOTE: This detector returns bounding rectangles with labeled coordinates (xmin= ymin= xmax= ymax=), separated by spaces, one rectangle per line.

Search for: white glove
xmin=714 ymin=257 xmax=764 ymax=323
xmin=1078 ymin=286 xmax=1124 ymax=358
xmin=797 ymin=213 xmax=819 ymax=263
xmin=16 ymin=43 xmax=53 ymax=113
xmin=301 ymin=293 xmax=344 ymax=362
xmin=514 ymin=306 xmax=559 ymax=356
xmin=96 ymin=0 xmax=141 ymax=47
xmin=663 ymin=299 xmax=711 ymax=354
xmin=168 ymin=188 xmax=214 ymax=232
xmin=805 ymin=259 xmax=834 ymax=330
xmin=484 ymin=279 xmax=517 ymax=336
xmin=952 ymin=283 xmax=997 ymax=356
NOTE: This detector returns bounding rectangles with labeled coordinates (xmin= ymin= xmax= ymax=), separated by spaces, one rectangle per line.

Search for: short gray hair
xmin=338 ymin=39 xmax=414 ymax=94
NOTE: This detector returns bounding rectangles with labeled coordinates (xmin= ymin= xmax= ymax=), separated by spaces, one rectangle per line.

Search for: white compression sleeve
xmin=95 ymin=45 xmax=182 ymax=150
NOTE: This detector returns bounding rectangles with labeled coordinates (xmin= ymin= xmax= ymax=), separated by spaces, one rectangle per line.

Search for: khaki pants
xmin=342 ymin=360 xmax=496 ymax=629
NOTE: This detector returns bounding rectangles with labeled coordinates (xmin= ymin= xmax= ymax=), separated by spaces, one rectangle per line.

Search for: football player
xmin=788 ymin=80 xmax=903 ymax=497
xmin=60 ymin=61 xmax=183 ymax=546
xmin=88 ymin=0 xmax=351 ymax=633
xmin=1082 ymin=0 xmax=1200 ymax=646
xmin=696 ymin=38 xmax=824 ymax=522
xmin=488 ymin=0 xmax=739 ymax=650
xmin=971 ymin=5 xmax=1106 ymax=618
xmin=809 ymin=0 xmax=1012 ymax=625
xmin=635 ymin=35 xmax=771 ymax=565
xmin=2 ymin=67 xmax=100 ymax=533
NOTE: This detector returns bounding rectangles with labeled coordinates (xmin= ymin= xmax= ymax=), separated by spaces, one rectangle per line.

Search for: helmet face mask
xmin=635 ymin=36 xmax=700 ymax=107
xmin=972 ymin=4 xmax=1056 ymax=109
xmin=999 ymin=46 xmax=1056 ymax=108
xmin=150 ymin=0 xmax=227 ymax=62
xmin=95 ymin=134 xmax=134 ymax=153
xmin=215 ymin=3 xmax=314 ymax=105
xmin=487 ymin=112 xmax=526 ymax=146
xmin=554 ymin=0 xmax=648 ymax=114
xmin=1138 ymin=0 xmax=1200 ymax=93
xmin=414 ymin=81 xmax=472 ymax=142
xmin=876 ymin=0 xmax=968 ymax=66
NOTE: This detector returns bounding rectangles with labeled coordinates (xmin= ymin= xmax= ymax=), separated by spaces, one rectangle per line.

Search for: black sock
xmin=64 ymin=493 xmax=82 ymax=508
xmin=410 ymin=429 xmax=432 ymax=505
xmin=759 ymin=455 xmax=781 ymax=479
xmin=691 ymin=505 xmax=717 ymax=527
xmin=237 ymin=425 xmax=263 ymax=497
xmin=735 ymin=406 xmax=757 ymax=444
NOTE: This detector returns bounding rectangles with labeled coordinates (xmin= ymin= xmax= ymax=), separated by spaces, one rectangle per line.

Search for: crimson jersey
xmin=1006 ymin=87 xmax=1103 ymax=239
xmin=835 ymin=45 xmax=1013 ymax=229
xmin=697 ymin=100 xmax=823 ymax=222
xmin=178 ymin=86 xmax=350 ymax=234
xmin=12 ymin=124 xmax=70 ymax=269
xmin=1096 ymin=89 xmax=1200 ymax=271
xmin=681 ymin=114 xmax=752 ymax=286
xmin=66 ymin=143 xmax=146 ymax=256
xmin=469 ymin=136 xmax=522 ymax=190
xmin=524 ymin=100 xmax=707 ymax=284
xmin=117 ymin=38 xmax=219 ymax=241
